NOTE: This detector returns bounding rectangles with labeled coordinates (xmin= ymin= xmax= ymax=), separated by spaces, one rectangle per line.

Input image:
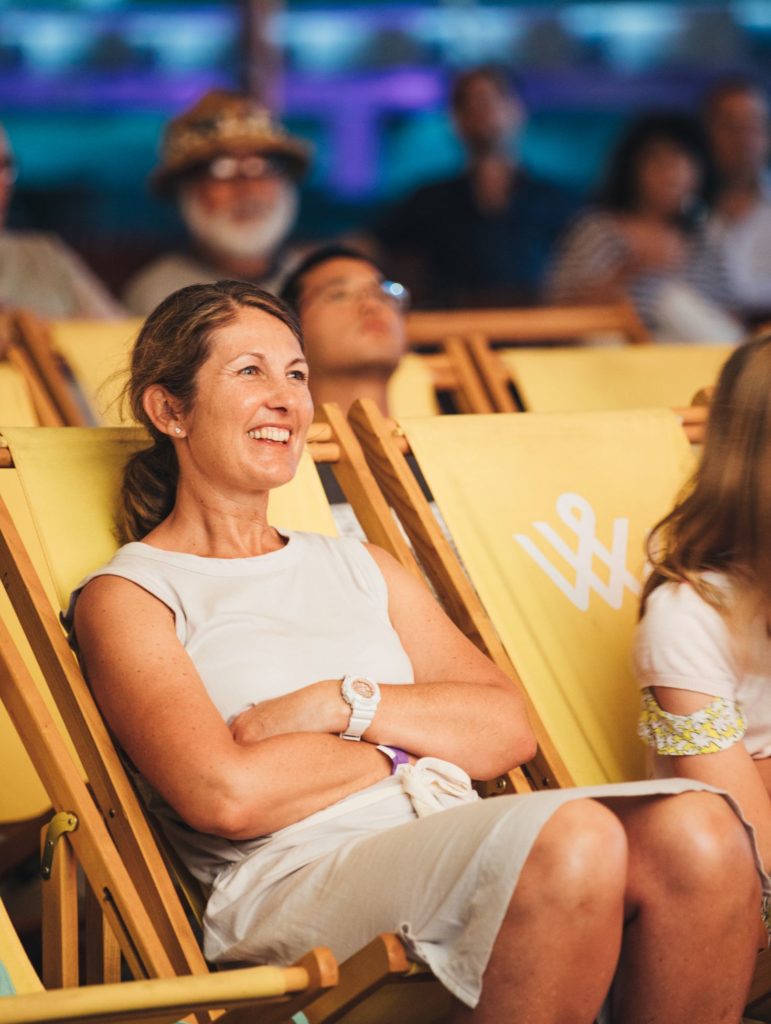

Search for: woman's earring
xmin=174 ymin=426 xmax=182 ymax=435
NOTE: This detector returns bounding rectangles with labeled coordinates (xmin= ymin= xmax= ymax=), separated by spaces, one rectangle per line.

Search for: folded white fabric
xmin=398 ymin=757 xmax=479 ymax=817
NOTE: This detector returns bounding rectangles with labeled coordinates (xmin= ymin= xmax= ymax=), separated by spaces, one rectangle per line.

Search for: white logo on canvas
xmin=513 ymin=492 xmax=640 ymax=611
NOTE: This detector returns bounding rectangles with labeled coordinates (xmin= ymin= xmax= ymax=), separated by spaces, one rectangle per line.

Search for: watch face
xmin=352 ymin=678 xmax=376 ymax=699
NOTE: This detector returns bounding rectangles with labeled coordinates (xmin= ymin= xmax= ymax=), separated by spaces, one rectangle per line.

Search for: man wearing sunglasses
xmin=124 ymin=91 xmax=311 ymax=315
xmin=0 ymin=125 xmax=122 ymax=319
xmin=280 ymin=244 xmax=410 ymax=420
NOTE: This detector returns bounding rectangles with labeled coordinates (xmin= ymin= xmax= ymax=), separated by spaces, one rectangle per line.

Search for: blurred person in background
xmin=370 ymin=65 xmax=577 ymax=309
xmin=124 ymin=91 xmax=311 ymax=316
xmin=704 ymin=77 xmax=771 ymax=325
xmin=280 ymin=244 xmax=409 ymax=419
xmin=547 ymin=112 xmax=743 ymax=342
xmin=0 ymin=125 xmax=122 ymax=319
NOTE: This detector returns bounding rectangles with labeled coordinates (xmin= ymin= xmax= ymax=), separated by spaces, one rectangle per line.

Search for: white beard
xmin=180 ymin=183 xmax=298 ymax=262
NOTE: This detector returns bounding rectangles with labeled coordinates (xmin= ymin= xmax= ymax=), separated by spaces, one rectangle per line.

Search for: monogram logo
xmin=513 ymin=492 xmax=640 ymax=611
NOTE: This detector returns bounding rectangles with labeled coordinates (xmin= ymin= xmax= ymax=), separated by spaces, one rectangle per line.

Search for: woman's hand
xmin=231 ymin=680 xmax=348 ymax=745
xmin=617 ymin=218 xmax=688 ymax=273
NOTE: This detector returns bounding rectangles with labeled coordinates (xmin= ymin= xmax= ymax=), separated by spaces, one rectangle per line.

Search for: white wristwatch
xmin=340 ymin=675 xmax=381 ymax=740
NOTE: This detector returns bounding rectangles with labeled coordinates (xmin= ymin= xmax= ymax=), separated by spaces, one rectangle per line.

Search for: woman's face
xmin=635 ymin=140 xmax=701 ymax=218
xmin=177 ymin=305 xmax=313 ymax=498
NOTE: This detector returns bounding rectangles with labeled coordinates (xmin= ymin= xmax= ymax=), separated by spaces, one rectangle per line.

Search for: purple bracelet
xmin=376 ymin=744 xmax=410 ymax=774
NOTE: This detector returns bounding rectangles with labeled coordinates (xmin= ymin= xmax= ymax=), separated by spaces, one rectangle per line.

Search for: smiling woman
xmin=139 ymin=303 xmax=312 ymax=541
xmin=117 ymin=282 xmax=310 ymax=546
xmin=65 ymin=281 xmax=767 ymax=1024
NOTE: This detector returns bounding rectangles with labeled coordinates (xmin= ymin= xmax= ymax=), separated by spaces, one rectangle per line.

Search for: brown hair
xmin=641 ymin=333 xmax=771 ymax=617
xmin=119 ymin=281 xmax=302 ymax=543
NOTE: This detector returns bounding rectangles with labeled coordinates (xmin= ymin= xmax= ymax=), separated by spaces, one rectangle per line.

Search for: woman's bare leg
xmin=451 ymin=799 xmax=628 ymax=1024
xmin=607 ymin=792 xmax=760 ymax=1024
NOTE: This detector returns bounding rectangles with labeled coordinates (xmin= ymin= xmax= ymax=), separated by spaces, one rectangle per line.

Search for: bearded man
xmin=124 ymin=91 xmax=311 ymax=315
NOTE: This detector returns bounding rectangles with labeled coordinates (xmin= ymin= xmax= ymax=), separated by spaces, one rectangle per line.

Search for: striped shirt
xmin=546 ymin=210 xmax=735 ymax=338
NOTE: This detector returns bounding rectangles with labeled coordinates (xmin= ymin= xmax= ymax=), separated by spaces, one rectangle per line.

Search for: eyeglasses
xmin=0 ymin=157 xmax=17 ymax=184
xmin=306 ymin=279 xmax=410 ymax=312
xmin=203 ymin=154 xmax=286 ymax=182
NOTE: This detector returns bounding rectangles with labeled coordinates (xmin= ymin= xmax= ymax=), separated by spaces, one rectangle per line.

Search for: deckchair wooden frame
xmin=0 ymin=885 xmax=334 ymax=1024
xmin=404 ymin=337 xmax=494 ymax=414
xmin=406 ymin=302 xmax=650 ymax=348
xmin=0 ymin=414 xmax=449 ymax=1021
xmin=0 ymin=312 xmax=63 ymax=427
xmin=6 ymin=311 xmax=87 ymax=427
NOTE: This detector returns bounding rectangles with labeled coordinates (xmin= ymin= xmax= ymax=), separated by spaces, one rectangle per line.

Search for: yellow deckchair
xmin=0 ymin=417 xmax=449 ymax=1022
xmin=349 ymin=400 xmax=771 ymax=1018
xmin=3 ymin=312 xmax=90 ymax=427
xmin=0 ymin=364 xmax=39 ymax=429
xmin=469 ymin=340 xmax=734 ymax=414
xmin=0 ymin=309 xmax=62 ymax=426
xmin=0 ymin=466 xmax=73 ymax=877
xmin=406 ymin=302 xmax=650 ymax=348
xmin=0 ymin=360 xmax=68 ymax=874
xmin=6 ymin=314 xmax=143 ymax=428
xmin=349 ymin=402 xmax=698 ymax=788
xmin=391 ymin=340 xmax=493 ymax=415
xmin=0 ymin=890 xmax=334 ymax=1024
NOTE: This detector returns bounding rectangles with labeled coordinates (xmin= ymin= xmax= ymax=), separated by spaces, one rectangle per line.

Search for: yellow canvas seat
xmin=0 ymin=364 xmax=39 ymax=428
xmin=0 ymin=416 xmax=448 ymax=1022
xmin=48 ymin=319 xmax=143 ymax=427
xmin=350 ymin=403 xmax=697 ymax=787
xmin=472 ymin=341 xmax=735 ymax=413
xmin=387 ymin=354 xmax=441 ymax=418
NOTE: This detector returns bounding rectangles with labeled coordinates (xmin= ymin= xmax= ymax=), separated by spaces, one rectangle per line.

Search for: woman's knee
xmin=638 ymin=792 xmax=757 ymax=897
xmin=523 ymin=799 xmax=628 ymax=901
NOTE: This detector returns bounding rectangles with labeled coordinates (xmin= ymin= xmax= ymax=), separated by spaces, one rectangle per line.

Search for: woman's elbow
xmin=170 ymin=769 xmax=270 ymax=840
xmin=472 ymin=735 xmax=538 ymax=780
xmin=466 ymin=708 xmax=538 ymax=779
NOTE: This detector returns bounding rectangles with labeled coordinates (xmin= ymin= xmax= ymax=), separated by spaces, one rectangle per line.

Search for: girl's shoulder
xmin=634 ymin=574 xmax=738 ymax=695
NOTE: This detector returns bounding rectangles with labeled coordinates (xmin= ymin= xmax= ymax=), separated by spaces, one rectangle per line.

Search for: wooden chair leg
xmin=41 ymin=828 xmax=78 ymax=988
xmin=85 ymin=880 xmax=123 ymax=984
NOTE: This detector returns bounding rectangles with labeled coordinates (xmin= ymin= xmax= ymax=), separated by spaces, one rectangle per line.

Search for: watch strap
xmin=340 ymin=705 xmax=376 ymax=741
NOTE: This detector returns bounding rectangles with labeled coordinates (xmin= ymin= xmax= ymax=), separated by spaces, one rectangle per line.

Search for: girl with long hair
xmin=636 ymin=333 xmax=771 ymax=885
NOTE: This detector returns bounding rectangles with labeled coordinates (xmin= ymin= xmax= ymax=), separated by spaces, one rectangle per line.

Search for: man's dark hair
xmin=596 ymin=111 xmax=717 ymax=216
xmin=450 ymin=64 xmax=520 ymax=113
xmin=279 ymin=244 xmax=383 ymax=312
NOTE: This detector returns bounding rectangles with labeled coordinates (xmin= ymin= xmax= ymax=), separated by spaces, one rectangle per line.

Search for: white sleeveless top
xmin=66 ymin=531 xmax=415 ymax=885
